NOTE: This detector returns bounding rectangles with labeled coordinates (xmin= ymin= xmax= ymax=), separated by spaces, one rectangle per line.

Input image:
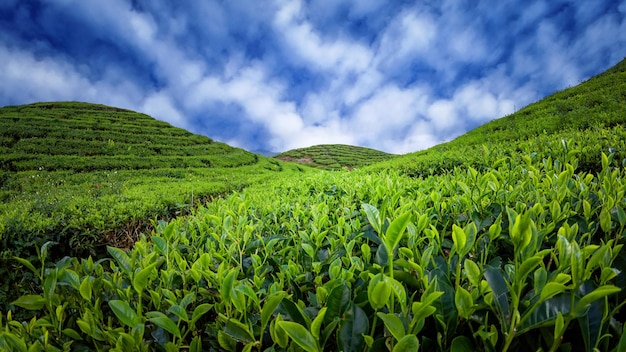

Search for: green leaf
xmin=12 ymin=257 xmax=38 ymax=277
xmin=133 ymin=263 xmax=156 ymax=294
xmin=338 ymin=304 xmax=368 ymax=352
xmin=271 ymin=315 xmax=289 ymax=348
xmin=368 ymin=273 xmax=391 ymax=310
xmin=600 ymin=207 xmax=612 ymax=233
xmin=384 ymin=211 xmax=412 ymax=254
xmin=218 ymin=330 xmax=237 ymax=352
xmin=277 ymin=321 xmax=318 ymax=352
xmin=484 ymin=265 xmax=510 ymax=329
xmin=612 ymin=323 xmax=626 ymax=352
xmin=146 ymin=311 xmax=181 ymax=338
xmin=575 ymin=285 xmax=621 ymax=313
xmin=221 ymin=269 xmax=238 ymax=303
xmin=189 ymin=336 xmax=202 ymax=352
xmin=392 ymin=334 xmax=419 ymax=352
xmin=520 ymin=294 xmax=570 ymax=333
xmin=152 ymin=236 xmax=168 ymax=256
xmin=540 ymin=282 xmax=567 ymax=302
xmin=107 ymin=246 xmax=132 ymax=275
xmin=234 ymin=283 xmax=260 ymax=307
xmin=517 ymin=256 xmax=542 ymax=283
xmin=450 ymin=335 xmax=473 ymax=352
xmin=79 ymin=276 xmax=92 ymax=301
xmin=280 ymin=298 xmax=311 ymax=328
xmin=261 ymin=291 xmax=286 ymax=329
xmin=511 ymin=213 xmax=532 ymax=249
xmin=223 ymin=317 xmax=255 ymax=343
xmin=452 ymin=224 xmax=466 ymax=256
xmin=362 ymin=204 xmax=382 ymax=234
xmin=464 ymin=259 xmax=481 ymax=287
xmin=311 ymin=307 xmax=327 ymax=339
xmin=62 ymin=328 xmax=83 ymax=340
xmin=109 ymin=300 xmax=140 ymax=327
xmin=0 ymin=331 xmax=27 ymax=352
xmin=325 ymin=283 xmax=350 ymax=325
xmin=191 ymin=303 xmax=213 ymax=326
xmin=11 ymin=295 xmax=46 ymax=310
xmin=454 ymin=286 xmax=474 ymax=319
xmin=377 ymin=312 xmax=405 ymax=341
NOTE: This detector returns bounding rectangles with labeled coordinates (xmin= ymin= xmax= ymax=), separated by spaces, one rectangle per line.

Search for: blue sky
xmin=1 ymin=1 xmax=625 ymax=154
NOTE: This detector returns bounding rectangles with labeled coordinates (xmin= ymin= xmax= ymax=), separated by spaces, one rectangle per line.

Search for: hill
xmin=275 ymin=144 xmax=396 ymax=169
xmin=2 ymin=59 xmax=626 ymax=351
xmin=369 ymin=57 xmax=626 ymax=177
xmin=0 ymin=101 xmax=307 ymax=258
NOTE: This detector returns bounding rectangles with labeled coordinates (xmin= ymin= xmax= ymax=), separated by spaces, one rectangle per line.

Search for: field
xmin=1 ymin=58 xmax=626 ymax=351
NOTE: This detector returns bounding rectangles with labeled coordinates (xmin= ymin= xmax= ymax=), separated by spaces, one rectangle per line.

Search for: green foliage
xmin=0 ymin=101 xmax=309 ymax=313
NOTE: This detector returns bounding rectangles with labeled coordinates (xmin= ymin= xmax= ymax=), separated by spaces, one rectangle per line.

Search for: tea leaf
xmin=377 ymin=312 xmax=405 ymax=341
xmin=450 ymin=335 xmax=473 ymax=352
xmin=540 ymin=282 xmax=567 ymax=302
xmin=147 ymin=311 xmax=181 ymax=338
xmin=109 ymin=300 xmax=139 ymax=327
xmin=384 ymin=211 xmax=412 ymax=254
xmin=338 ymin=304 xmax=368 ymax=352
xmin=392 ymin=334 xmax=419 ymax=352
xmin=11 ymin=295 xmax=46 ymax=311
xmin=261 ymin=291 xmax=286 ymax=329
xmin=107 ymin=246 xmax=132 ymax=275
xmin=575 ymin=285 xmax=621 ymax=313
xmin=277 ymin=321 xmax=318 ymax=352
xmin=311 ymin=307 xmax=327 ymax=339
xmin=191 ymin=303 xmax=213 ymax=326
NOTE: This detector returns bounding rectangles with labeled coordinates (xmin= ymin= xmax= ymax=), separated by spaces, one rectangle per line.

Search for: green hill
xmin=0 ymin=101 xmax=306 ymax=258
xmin=275 ymin=144 xmax=396 ymax=169
xmin=2 ymin=59 xmax=626 ymax=351
xmin=369 ymin=57 xmax=626 ymax=177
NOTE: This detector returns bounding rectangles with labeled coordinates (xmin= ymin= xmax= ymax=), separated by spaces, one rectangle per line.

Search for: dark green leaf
xmin=223 ymin=318 xmax=254 ymax=344
xmin=450 ymin=336 xmax=473 ymax=352
xmin=484 ymin=265 xmax=510 ymax=330
xmin=339 ymin=303 xmax=368 ymax=352
xmin=325 ymin=283 xmax=350 ymax=325
xmin=107 ymin=246 xmax=132 ymax=275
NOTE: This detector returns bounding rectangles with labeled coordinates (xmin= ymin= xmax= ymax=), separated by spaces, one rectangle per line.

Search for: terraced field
xmin=275 ymin=144 xmax=395 ymax=169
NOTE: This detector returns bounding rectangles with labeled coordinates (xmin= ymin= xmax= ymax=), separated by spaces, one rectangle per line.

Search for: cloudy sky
xmin=1 ymin=1 xmax=625 ymax=154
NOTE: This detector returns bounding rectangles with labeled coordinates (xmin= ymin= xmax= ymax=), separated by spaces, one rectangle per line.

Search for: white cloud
xmin=142 ymin=93 xmax=187 ymax=129
xmin=273 ymin=0 xmax=372 ymax=73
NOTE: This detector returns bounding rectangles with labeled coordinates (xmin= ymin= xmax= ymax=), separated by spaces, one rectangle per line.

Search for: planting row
xmin=2 ymin=148 xmax=625 ymax=351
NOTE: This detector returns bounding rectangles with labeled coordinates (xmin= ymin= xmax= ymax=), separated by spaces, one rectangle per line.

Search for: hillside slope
xmin=0 ymin=102 xmax=307 ymax=258
xmin=275 ymin=144 xmax=396 ymax=169
xmin=369 ymin=57 xmax=626 ymax=176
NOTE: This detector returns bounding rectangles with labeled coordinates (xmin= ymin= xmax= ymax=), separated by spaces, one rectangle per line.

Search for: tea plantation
xmin=274 ymin=144 xmax=396 ymax=170
xmin=1 ymin=58 xmax=626 ymax=351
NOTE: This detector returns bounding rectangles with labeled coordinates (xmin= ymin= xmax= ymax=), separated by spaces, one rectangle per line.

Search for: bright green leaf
xmin=11 ymin=295 xmax=46 ymax=311
xmin=278 ymin=321 xmax=319 ymax=352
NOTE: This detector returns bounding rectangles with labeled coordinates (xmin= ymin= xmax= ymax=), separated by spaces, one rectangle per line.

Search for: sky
xmin=1 ymin=1 xmax=626 ymax=155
